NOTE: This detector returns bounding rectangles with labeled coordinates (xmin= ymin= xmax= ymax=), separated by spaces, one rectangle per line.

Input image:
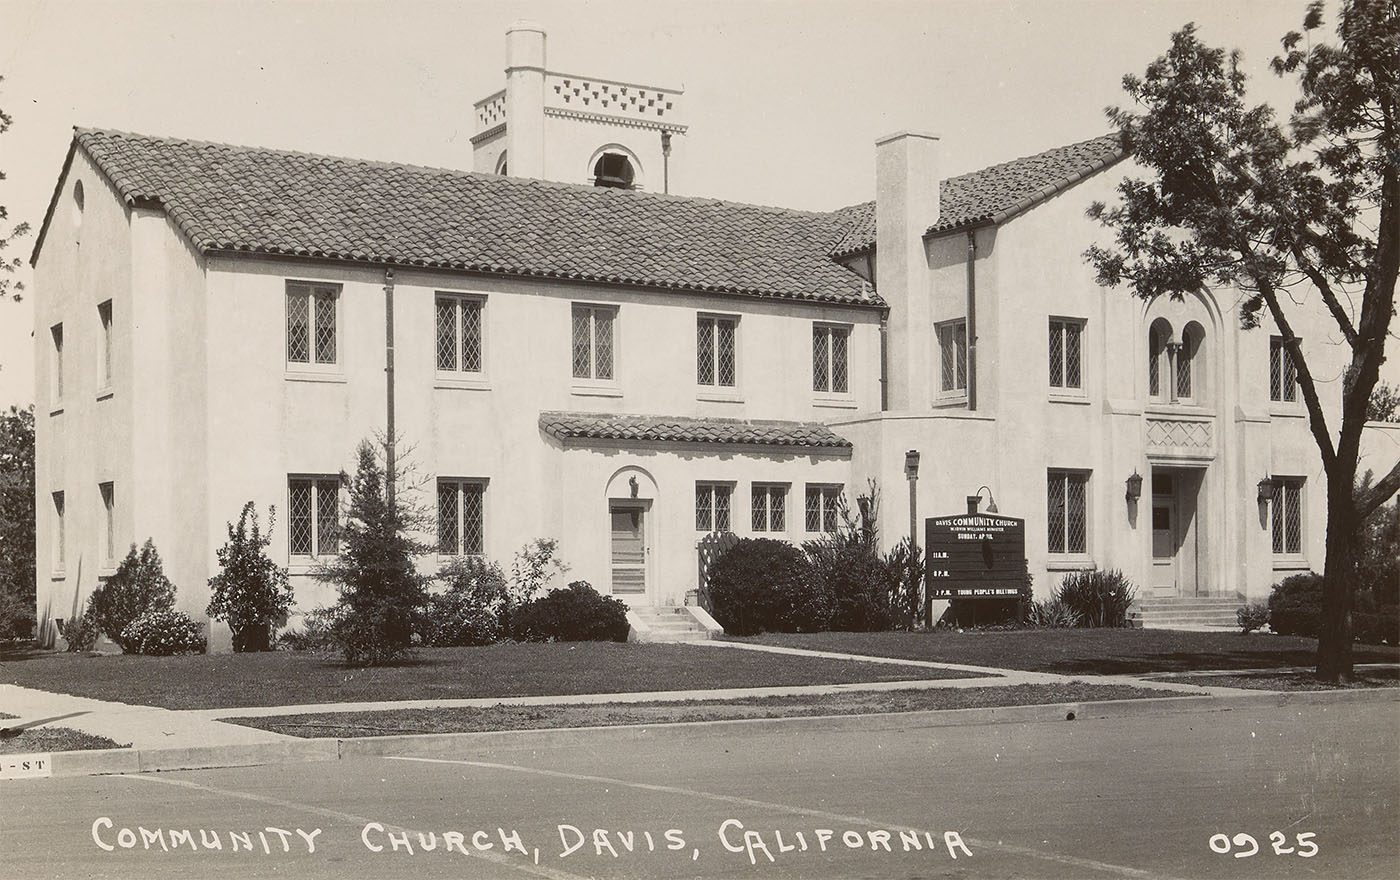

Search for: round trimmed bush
xmin=425 ymin=557 xmax=508 ymax=647
xmin=511 ymin=581 xmax=630 ymax=642
xmin=120 ymin=609 xmax=207 ymax=656
xmin=1267 ymin=572 xmax=1323 ymax=637
xmin=706 ymin=538 xmax=820 ymax=636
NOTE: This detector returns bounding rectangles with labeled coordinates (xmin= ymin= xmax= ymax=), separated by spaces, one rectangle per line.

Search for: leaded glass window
xmin=696 ymin=482 xmax=733 ymax=532
xmin=805 ymin=485 xmax=842 ymax=533
xmin=1272 ymin=478 xmax=1303 ymax=555
xmin=1048 ymin=319 xmax=1083 ymax=390
xmin=572 ymin=305 xmax=616 ymax=380
xmin=438 ymin=479 xmax=486 ymax=556
xmin=937 ymin=320 xmax=967 ymax=394
xmin=288 ymin=475 xmax=340 ymax=557
xmin=1047 ymin=470 xmax=1089 ymax=555
xmin=1270 ymin=336 xmax=1298 ymax=403
xmin=286 ymin=283 xmax=339 ymax=367
xmin=752 ymin=484 xmax=786 ymax=532
xmin=436 ymin=295 xmax=485 ymax=374
xmin=697 ymin=316 xmax=737 ymax=388
xmin=812 ymin=325 xmax=850 ymax=393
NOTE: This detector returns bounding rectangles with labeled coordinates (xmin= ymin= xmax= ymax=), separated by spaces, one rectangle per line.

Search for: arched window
xmin=72 ymin=179 xmax=85 ymax=238
xmin=592 ymin=151 xmax=636 ymax=189
xmin=1148 ymin=318 xmax=1172 ymax=401
xmin=1177 ymin=321 xmax=1205 ymax=403
xmin=494 ymin=151 xmax=508 ymax=176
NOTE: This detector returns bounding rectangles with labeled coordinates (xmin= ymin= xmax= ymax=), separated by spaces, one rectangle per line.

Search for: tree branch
xmin=1356 ymin=458 xmax=1400 ymax=520
xmin=1290 ymin=241 xmax=1359 ymax=345
xmin=1250 ymin=267 xmax=1338 ymax=468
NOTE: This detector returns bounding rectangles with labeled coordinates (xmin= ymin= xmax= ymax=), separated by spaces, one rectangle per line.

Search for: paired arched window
xmin=1148 ymin=317 xmax=1207 ymax=405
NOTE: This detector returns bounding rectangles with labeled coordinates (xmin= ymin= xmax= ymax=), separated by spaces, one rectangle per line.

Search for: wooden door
xmin=1150 ymin=473 xmax=1177 ymax=595
xmin=610 ymin=504 xmax=646 ymax=596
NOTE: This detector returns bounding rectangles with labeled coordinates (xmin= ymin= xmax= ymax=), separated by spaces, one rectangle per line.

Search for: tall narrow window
xmin=1048 ymin=319 xmax=1083 ymax=390
xmin=751 ymin=484 xmax=787 ymax=532
xmin=697 ymin=315 xmax=737 ymax=387
xmin=437 ymin=479 xmax=486 ymax=555
xmin=695 ymin=482 xmax=734 ymax=532
xmin=288 ymin=476 xmax=340 ymax=557
xmin=572 ymin=305 xmax=616 ymax=380
xmin=436 ymin=295 xmax=485 ymax=374
xmin=804 ymin=485 xmax=843 ymax=533
xmin=937 ymin=320 xmax=968 ymax=395
xmin=1047 ymin=470 xmax=1089 ymax=555
xmin=1272 ymin=478 xmax=1304 ymax=555
xmin=51 ymin=324 xmax=64 ymax=404
xmin=1270 ymin=336 xmax=1298 ymax=403
xmin=812 ymin=325 xmax=850 ymax=393
xmin=52 ymin=491 xmax=65 ymax=572
xmin=97 ymin=301 xmax=113 ymax=389
xmin=1148 ymin=319 xmax=1171 ymax=401
xmin=286 ymin=282 xmax=339 ymax=367
xmin=99 ymin=482 xmax=115 ymax=566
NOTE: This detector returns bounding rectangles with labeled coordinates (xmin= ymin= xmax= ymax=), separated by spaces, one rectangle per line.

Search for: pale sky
xmin=0 ymin=0 xmax=1319 ymax=407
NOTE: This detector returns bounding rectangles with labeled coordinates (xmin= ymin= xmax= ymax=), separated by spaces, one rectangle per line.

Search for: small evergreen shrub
xmin=90 ymin=539 xmax=177 ymax=652
xmin=120 ymin=609 xmax=206 ymax=656
xmin=425 ymin=557 xmax=508 ymax=647
xmin=59 ymin=601 xmax=100 ymax=652
xmin=885 ymin=538 xmax=925 ymax=628
xmin=805 ymin=535 xmax=896 ymax=632
xmin=207 ymin=502 xmax=294 ymax=652
xmin=1055 ymin=569 xmax=1136 ymax=628
xmin=1267 ymin=572 xmax=1323 ymax=637
xmin=706 ymin=538 xmax=820 ymax=636
xmin=511 ymin=581 xmax=629 ymax=642
xmin=276 ymin=606 xmax=341 ymax=652
xmin=1026 ymin=598 xmax=1082 ymax=629
xmin=1237 ymin=601 xmax=1270 ymax=634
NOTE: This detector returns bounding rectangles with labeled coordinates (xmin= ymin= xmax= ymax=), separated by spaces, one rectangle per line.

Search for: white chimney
xmin=875 ymin=131 xmax=941 ymax=410
xmin=505 ymin=21 xmax=547 ymax=179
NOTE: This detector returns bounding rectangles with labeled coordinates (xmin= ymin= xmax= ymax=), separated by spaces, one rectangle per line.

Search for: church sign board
xmin=925 ymin=513 xmax=1029 ymax=599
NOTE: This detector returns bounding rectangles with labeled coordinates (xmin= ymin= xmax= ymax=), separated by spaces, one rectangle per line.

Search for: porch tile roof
xmin=539 ymin=411 xmax=853 ymax=450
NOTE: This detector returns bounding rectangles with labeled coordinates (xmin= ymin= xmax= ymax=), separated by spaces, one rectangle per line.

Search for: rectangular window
xmin=1270 ymin=336 xmax=1298 ymax=402
xmin=695 ymin=482 xmax=734 ymax=532
xmin=435 ymin=295 xmax=485 ymax=374
xmin=937 ymin=319 xmax=968 ymax=395
xmin=1048 ymin=318 xmax=1083 ymax=390
xmin=437 ymin=479 xmax=486 ymax=556
xmin=812 ymin=325 xmax=850 ymax=393
xmin=1272 ymin=478 xmax=1304 ymax=555
xmin=52 ymin=491 xmax=65 ymax=572
xmin=286 ymin=282 xmax=339 ymax=367
xmin=804 ymin=484 xmax=843 ymax=533
xmin=99 ymin=482 xmax=114 ymax=565
xmin=288 ymin=476 xmax=340 ymax=557
xmin=1047 ymin=470 xmax=1089 ymax=555
xmin=572 ymin=304 xmax=616 ymax=380
xmin=97 ymin=300 xmax=113 ymax=389
xmin=697 ymin=315 xmax=737 ymax=387
xmin=751 ymin=484 xmax=787 ymax=532
xmin=51 ymin=324 xmax=64 ymax=404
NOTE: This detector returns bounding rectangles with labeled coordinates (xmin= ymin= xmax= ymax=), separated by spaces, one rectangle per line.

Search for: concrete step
xmin=1137 ymin=598 xmax=1243 ymax=608
xmin=1131 ymin=608 xmax=1240 ymax=620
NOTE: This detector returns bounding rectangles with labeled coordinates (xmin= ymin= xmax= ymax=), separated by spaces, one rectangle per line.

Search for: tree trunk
xmin=1316 ymin=475 xmax=1359 ymax=683
xmin=232 ymin=622 xmax=272 ymax=653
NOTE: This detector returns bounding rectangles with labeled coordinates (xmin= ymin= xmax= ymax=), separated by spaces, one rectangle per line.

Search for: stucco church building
xmin=30 ymin=24 xmax=1399 ymax=647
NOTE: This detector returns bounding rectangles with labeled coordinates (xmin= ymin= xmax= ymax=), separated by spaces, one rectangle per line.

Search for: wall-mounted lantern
xmin=904 ymin=449 xmax=921 ymax=479
xmin=1257 ymin=476 xmax=1277 ymax=504
xmin=1125 ymin=471 xmax=1143 ymax=502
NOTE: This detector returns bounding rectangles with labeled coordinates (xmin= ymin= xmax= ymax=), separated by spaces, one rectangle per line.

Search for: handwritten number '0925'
xmin=1209 ymin=832 xmax=1317 ymax=858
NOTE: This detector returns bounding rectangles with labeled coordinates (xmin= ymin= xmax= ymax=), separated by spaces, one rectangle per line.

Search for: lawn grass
xmin=224 ymin=682 xmax=1192 ymax=738
xmin=0 ymin=727 xmax=129 ymax=754
xmin=736 ymin=629 xmax=1400 ymax=675
xmin=1161 ymin=667 xmax=1400 ymax=691
xmin=0 ymin=642 xmax=976 ymax=710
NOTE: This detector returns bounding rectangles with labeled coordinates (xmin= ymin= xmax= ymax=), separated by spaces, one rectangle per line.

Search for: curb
xmin=17 ymin=686 xmax=1399 ymax=780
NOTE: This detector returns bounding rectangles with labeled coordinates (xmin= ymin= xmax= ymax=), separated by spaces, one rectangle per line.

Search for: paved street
xmin=2 ymin=701 xmax=1396 ymax=880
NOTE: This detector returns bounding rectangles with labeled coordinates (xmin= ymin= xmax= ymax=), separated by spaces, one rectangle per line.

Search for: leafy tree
xmin=0 ymin=405 xmax=35 ymax=639
xmin=1368 ymin=381 xmax=1399 ymax=422
xmin=207 ymin=502 xmax=294 ymax=652
xmin=314 ymin=440 xmax=430 ymax=666
xmin=1086 ymin=0 xmax=1399 ymax=681
xmin=90 ymin=539 xmax=177 ymax=652
xmin=1 ymin=76 xmax=30 ymax=303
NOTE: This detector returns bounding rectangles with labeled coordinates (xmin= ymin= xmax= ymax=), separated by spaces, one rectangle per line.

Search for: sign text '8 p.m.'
xmin=924 ymin=514 xmax=1028 ymax=599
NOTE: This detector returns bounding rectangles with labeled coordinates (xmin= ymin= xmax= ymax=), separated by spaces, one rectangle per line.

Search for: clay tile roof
xmin=54 ymin=128 xmax=879 ymax=307
xmin=539 ymin=411 xmax=853 ymax=450
xmin=828 ymin=133 xmax=1125 ymax=259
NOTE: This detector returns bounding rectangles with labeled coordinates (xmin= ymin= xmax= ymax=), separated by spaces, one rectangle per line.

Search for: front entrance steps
xmin=1129 ymin=594 xmax=1244 ymax=630
xmin=626 ymin=605 xmax=724 ymax=643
